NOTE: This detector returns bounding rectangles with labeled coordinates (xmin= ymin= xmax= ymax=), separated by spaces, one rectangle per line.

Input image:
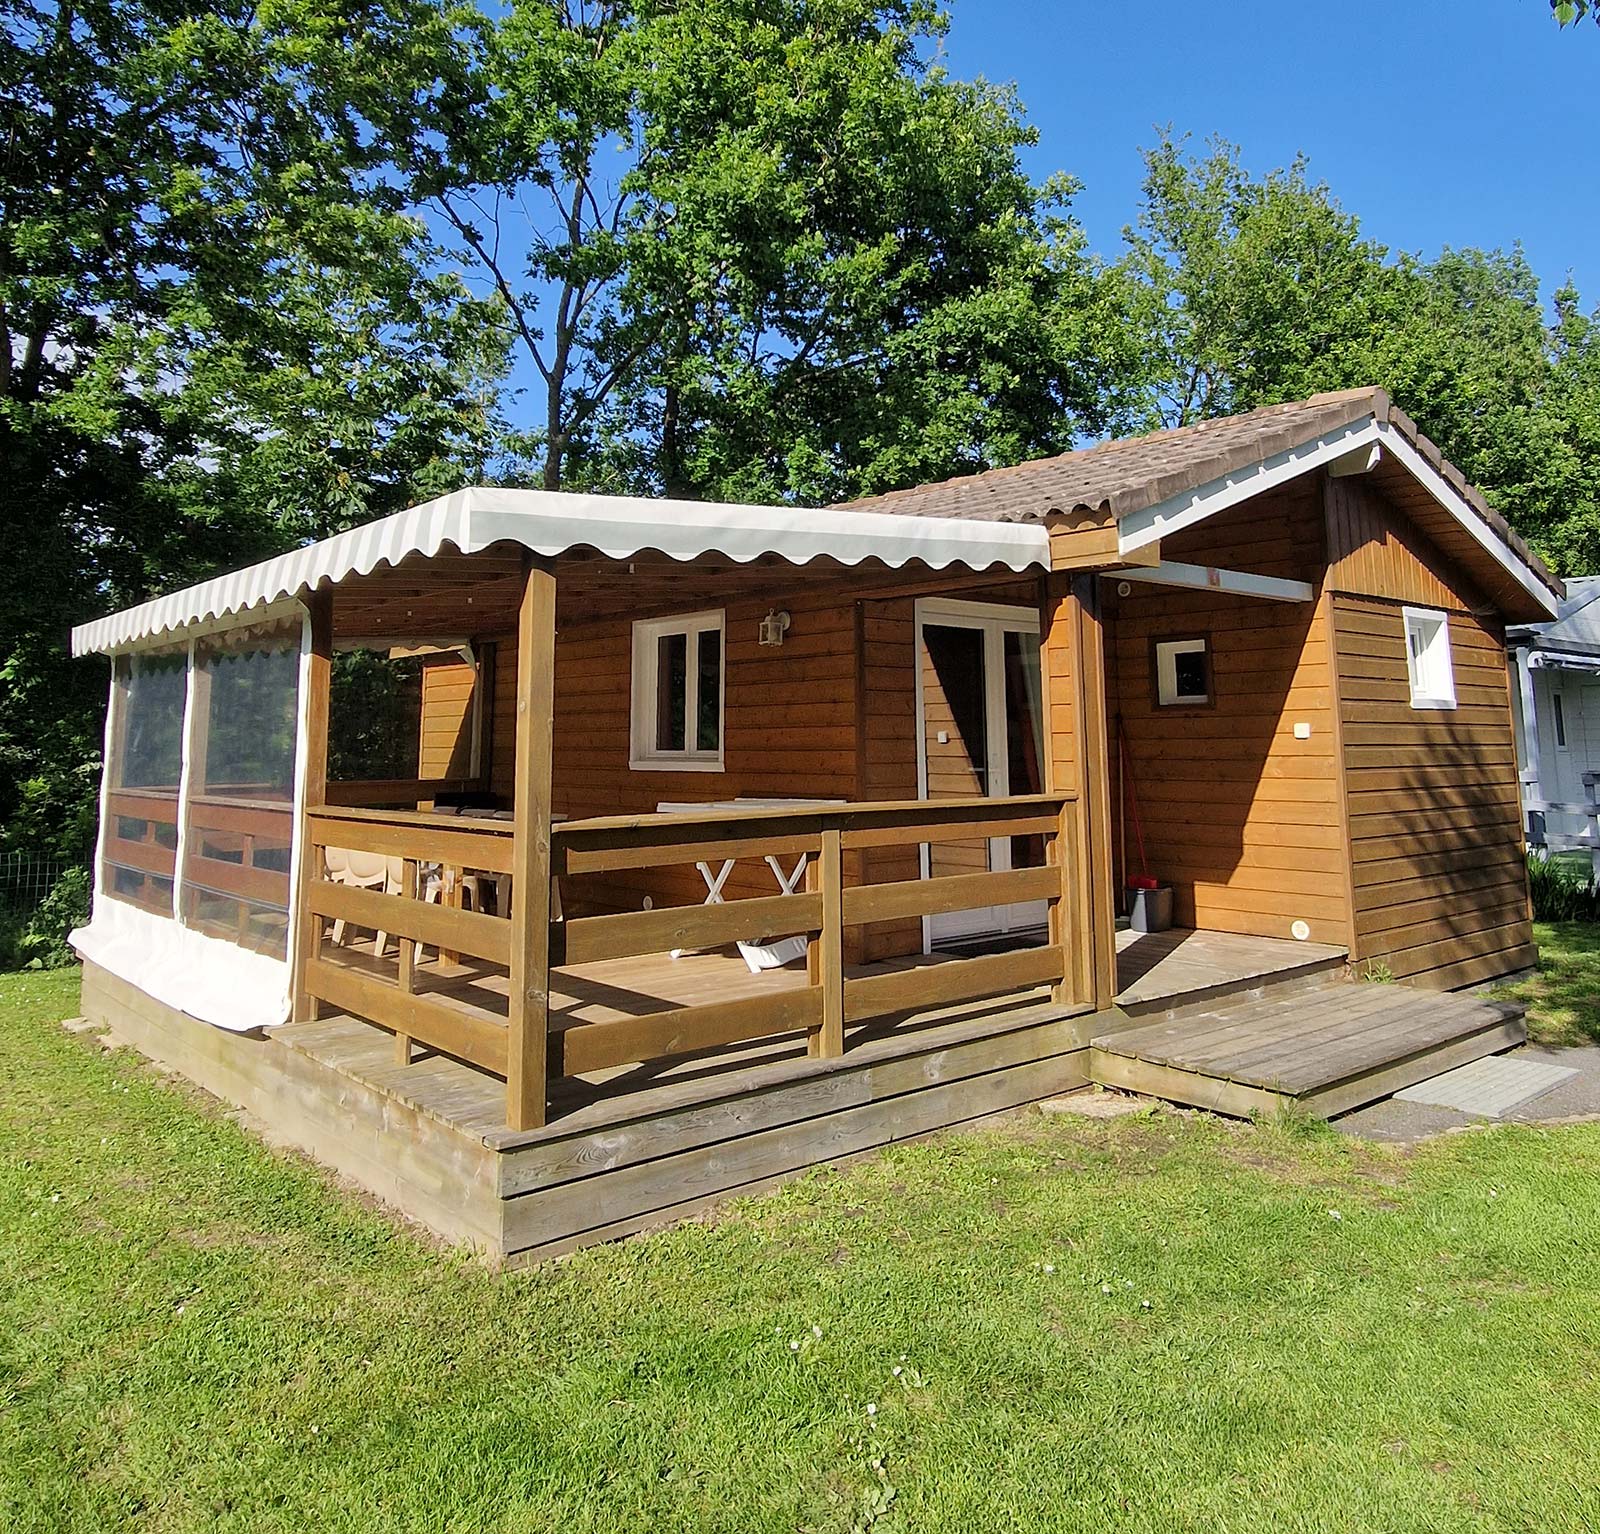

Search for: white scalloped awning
xmin=71 ymin=485 xmax=1051 ymax=655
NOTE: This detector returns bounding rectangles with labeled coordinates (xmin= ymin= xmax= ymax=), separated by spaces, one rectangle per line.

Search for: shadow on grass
xmin=1495 ymin=920 xmax=1600 ymax=1048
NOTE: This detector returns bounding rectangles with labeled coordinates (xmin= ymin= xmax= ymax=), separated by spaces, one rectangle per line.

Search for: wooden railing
xmin=547 ymin=795 xmax=1078 ymax=1080
xmin=293 ymin=794 xmax=1081 ymax=1127
xmin=300 ymin=805 xmax=516 ymax=1075
xmin=1524 ymin=770 xmax=1600 ymax=856
xmin=182 ymin=795 xmax=294 ymax=937
xmin=103 ymin=788 xmax=181 ymax=911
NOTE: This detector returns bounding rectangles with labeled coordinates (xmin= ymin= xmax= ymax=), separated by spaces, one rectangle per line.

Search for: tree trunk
xmin=544 ymin=347 xmax=568 ymax=492
xmin=661 ymin=380 xmax=688 ymax=499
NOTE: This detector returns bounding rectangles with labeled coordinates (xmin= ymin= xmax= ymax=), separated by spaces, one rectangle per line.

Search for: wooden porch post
xmin=1041 ymin=572 xmax=1117 ymax=1011
xmin=506 ymin=556 xmax=557 ymax=1132
xmin=806 ymin=828 xmax=845 ymax=1058
xmin=290 ymin=588 xmax=333 ymax=1023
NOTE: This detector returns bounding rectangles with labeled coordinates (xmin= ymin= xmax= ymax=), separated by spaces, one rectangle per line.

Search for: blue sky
xmin=940 ymin=0 xmax=1596 ymax=307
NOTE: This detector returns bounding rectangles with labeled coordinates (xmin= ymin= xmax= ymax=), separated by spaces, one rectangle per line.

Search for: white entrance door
xmin=915 ymin=598 xmax=1048 ymax=946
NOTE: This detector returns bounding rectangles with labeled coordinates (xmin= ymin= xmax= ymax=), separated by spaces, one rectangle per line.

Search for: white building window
xmin=1403 ymin=607 xmax=1456 ymax=710
xmin=1154 ymin=637 xmax=1211 ymax=707
xmin=630 ymin=610 xmax=725 ymax=770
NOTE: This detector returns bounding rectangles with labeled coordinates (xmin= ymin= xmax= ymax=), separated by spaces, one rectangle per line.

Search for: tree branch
xmin=433 ymin=191 xmax=550 ymax=384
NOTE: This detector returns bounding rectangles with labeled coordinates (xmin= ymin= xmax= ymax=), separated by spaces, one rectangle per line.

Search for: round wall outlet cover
xmin=1291 ymin=919 xmax=1311 ymax=941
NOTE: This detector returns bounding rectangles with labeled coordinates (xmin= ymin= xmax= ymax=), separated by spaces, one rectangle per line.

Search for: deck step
xmin=1113 ymin=935 xmax=1349 ymax=1022
xmin=1088 ymin=983 xmax=1527 ymax=1121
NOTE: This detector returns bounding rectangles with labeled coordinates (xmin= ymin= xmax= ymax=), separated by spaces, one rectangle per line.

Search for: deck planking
xmin=85 ymin=927 xmax=1452 ymax=1260
xmin=1089 ymin=982 xmax=1526 ymax=1119
xmin=1112 ymin=926 xmax=1348 ymax=1013
xmin=310 ymin=923 xmax=1349 ymax=1044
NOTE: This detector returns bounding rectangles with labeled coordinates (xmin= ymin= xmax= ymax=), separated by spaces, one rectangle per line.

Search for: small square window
xmin=1403 ymin=607 xmax=1456 ymax=710
xmin=1154 ymin=637 xmax=1211 ymax=707
xmin=631 ymin=611 xmax=724 ymax=770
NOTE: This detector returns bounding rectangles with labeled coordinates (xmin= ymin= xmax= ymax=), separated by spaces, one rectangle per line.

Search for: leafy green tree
xmin=1115 ymin=135 xmax=1395 ymax=427
xmin=1116 ymin=133 xmax=1600 ymax=576
xmin=1522 ymin=285 xmax=1600 ymax=571
xmin=382 ymin=0 xmax=1131 ymax=502
xmin=0 ymin=0 xmax=507 ymax=854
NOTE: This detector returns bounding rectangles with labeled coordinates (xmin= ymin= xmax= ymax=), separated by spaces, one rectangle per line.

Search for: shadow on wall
xmin=1105 ymin=580 xmax=1315 ymax=939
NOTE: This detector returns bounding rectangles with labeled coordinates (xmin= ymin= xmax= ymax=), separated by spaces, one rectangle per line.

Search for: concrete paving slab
xmin=1336 ymin=1042 xmax=1600 ymax=1143
xmin=1394 ymin=1056 xmax=1578 ymax=1116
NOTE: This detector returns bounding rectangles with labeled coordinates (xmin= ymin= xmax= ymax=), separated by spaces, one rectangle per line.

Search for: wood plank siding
xmin=417 ymin=657 xmax=478 ymax=781
xmin=856 ymin=598 xmax=923 ymax=960
xmin=415 ymin=579 xmax=1052 ymax=959
xmin=1324 ymin=474 xmax=1535 ymax=988
xmin=550 ymin=590 xmax=860 ymax=914
xmin=1102 ymin=478 xmax=1354 ymax=949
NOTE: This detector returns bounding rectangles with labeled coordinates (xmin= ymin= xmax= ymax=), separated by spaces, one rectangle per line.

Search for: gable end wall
xmin=1324 ymin=473 xmax=1535 ymax=988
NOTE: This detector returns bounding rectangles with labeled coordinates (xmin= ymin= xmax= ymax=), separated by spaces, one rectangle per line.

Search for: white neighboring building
xmin=1509 ymin=574 xmax=1600 ymax=863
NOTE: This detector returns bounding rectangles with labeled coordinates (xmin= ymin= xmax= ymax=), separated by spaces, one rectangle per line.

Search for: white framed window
xmin=1403 ymin=606 xmax=1456 ymax=710
xmin=1154 ymin=637 xmax=1211 ymax=707
xmin=630 ymin=610 xmax=725 ymax=770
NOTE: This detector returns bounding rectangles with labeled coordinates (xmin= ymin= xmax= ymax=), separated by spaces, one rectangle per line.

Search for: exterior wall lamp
xmin=758 ymin=608 xmax=792 ymax=647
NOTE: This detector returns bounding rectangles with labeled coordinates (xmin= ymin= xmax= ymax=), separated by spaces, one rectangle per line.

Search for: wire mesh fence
xmin=0 ymin=851 xmax=76 ymax=917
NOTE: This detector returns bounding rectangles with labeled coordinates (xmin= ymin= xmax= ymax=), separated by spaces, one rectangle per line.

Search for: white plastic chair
xmin=327 ymin=849 xmax=393 ymax=955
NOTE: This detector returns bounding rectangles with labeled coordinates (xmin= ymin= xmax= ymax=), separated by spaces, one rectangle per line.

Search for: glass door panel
xmin=918 ymin=605 xmax=1047 ymax=945
xmin=921 ymin=624 xmax=993 ymax=892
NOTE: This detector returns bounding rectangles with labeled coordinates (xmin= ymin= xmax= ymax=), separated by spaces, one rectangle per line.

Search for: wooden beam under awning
xmin=1117 ymin=560 xmax=1314 ymax=604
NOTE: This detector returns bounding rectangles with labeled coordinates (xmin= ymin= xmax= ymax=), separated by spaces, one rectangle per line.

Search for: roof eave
xmin=70 ymin=486 xmax=1053 ymax=656
xmin=1114 ymin=415 xmax=1560 ymax=623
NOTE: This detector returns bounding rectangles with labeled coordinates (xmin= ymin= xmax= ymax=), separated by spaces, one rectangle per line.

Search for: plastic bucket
xmin=1127 ymin=883 xmax=1173 ymax=934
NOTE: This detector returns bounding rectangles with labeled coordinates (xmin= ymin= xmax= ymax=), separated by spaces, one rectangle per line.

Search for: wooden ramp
xmin=1089 ymin=982 xmax=1526 ymax=1120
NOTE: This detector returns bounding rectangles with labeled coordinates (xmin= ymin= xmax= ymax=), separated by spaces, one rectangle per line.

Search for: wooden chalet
xmin=71 ymin=388 xmax=1559 ymax=1261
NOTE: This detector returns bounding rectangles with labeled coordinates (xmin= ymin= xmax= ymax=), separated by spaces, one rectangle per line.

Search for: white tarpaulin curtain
xmin=72 ymin=616 xmax=309 ymax=1032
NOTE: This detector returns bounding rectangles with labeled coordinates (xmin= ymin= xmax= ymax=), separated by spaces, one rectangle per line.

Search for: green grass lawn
xmin=4 ymin=968 xmax=1600 ymax=1533
xmin=1497 ymin=919 xmax=1600 ymax=1047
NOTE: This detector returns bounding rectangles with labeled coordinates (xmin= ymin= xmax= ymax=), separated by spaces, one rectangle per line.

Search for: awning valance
xmin=71 ymin=486 xmax=1051 ymax=656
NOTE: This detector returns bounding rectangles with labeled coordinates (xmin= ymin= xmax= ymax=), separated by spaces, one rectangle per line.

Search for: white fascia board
xmin=1119 ymin=561 xmax=1314 ymax=604
xmin=1114 ymin=416 xmax=1560 ymax=622
xmin=72 ymin=486 xmax=1051 ymax=656
xmin=1116 ymin=420 xmax=1381 ymax=556
xmin=1372 ymin=424 xmax=1559 ymax=619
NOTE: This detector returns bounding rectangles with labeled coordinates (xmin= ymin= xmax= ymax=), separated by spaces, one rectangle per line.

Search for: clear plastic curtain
xmin=181 ymin=624 xmax=301 ymax=957
xmin=103 ymin=650 xmax=187 ymax=912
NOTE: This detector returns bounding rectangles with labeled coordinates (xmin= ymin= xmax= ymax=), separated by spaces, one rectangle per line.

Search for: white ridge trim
xmin=1116 ymin=421 xmax=1381 ymax=554
xmin=1373 ymin=423 xmax=1558 ymax=618
xmin=1116 ymin=416 xmax=1558 ymax=621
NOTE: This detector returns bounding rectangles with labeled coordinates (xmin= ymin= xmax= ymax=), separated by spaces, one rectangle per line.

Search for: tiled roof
xmin=836 ymin=387 xmax=1560 ymax=600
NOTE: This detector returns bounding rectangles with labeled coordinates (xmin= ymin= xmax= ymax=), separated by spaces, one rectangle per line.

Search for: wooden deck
xmin=308 ymin=923 xmax=1347 ymax=1059
xmin=1089 ymin=984 xmax=1527 ymax=1120
xmin=87 ymin=925 xmax=1515 ymax=1260
xmin=83 ymin=954 xmax=1097 ymax=1262
xmin=299 ymin=940 xmax=1088 ymax=1124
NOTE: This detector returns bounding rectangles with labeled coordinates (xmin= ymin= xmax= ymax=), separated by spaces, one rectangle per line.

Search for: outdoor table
xmin=654 ymin=797 xmax=842 ymax=968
